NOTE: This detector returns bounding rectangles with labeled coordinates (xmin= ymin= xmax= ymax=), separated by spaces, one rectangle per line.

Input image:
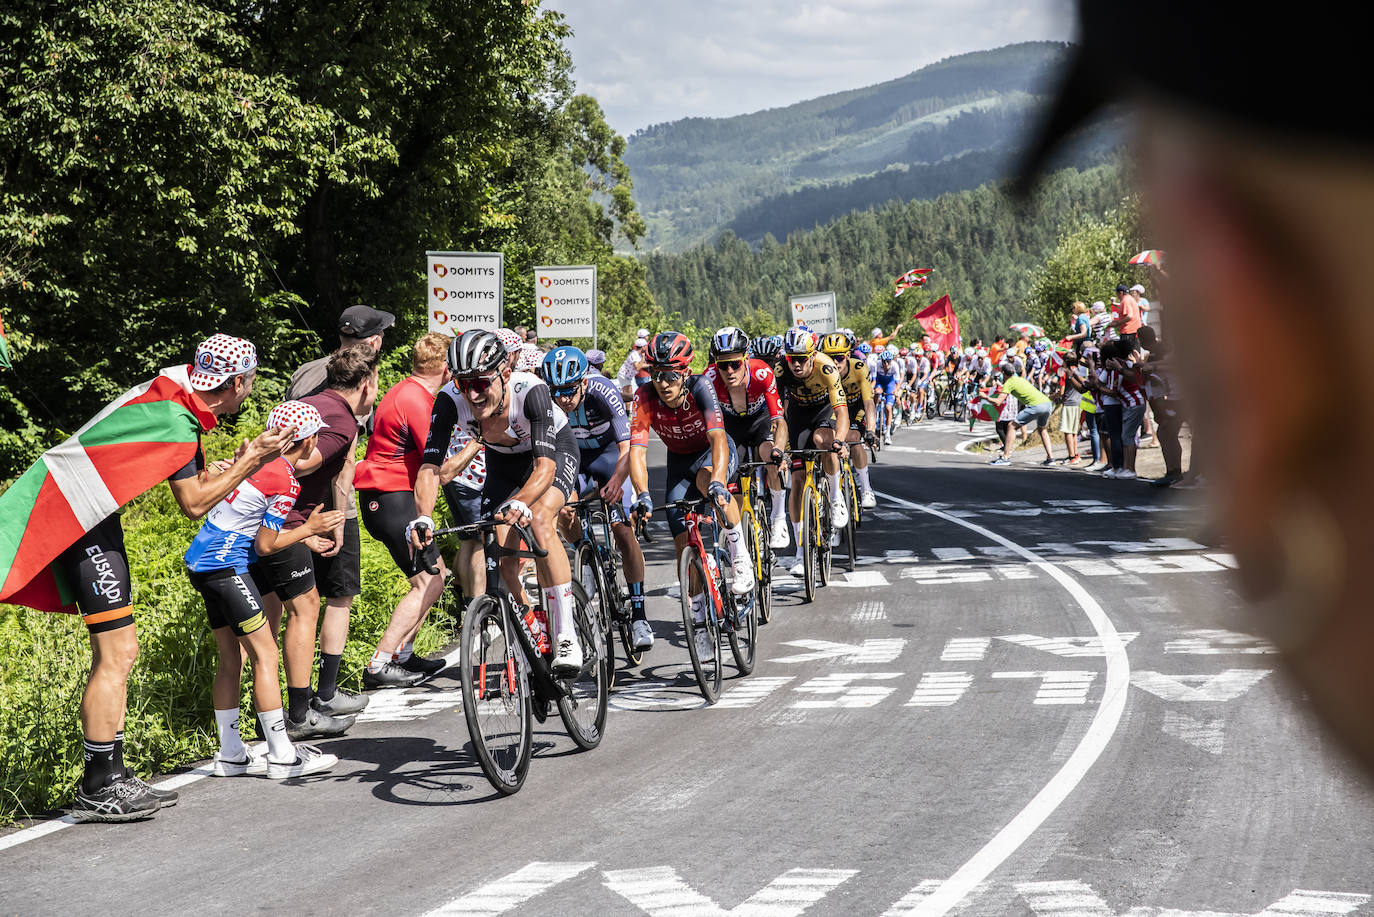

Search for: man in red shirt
xmin=1112 ymin=283 xmax=1143 ymax=353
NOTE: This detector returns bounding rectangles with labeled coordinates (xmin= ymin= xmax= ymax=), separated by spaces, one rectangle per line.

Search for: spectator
xmin=1089 ymin=343 xmax=1125 ymax=478
xmin=616 ymin=336 xmax=649 ymax=399
xmin=1089 ymin=301 xmax=1112 ymax=343
xmin=1137 ymin=326 xmax=1186 ymax=487
xmin=1065 ymin=301 xmax=1091 ymax=352
xmin=288 ymin=305 xmax=393 ymax=399
xmin=1057 ymin=351 xmax=1087 ymax=466
xmin=1112 ymin=283 xmax=1143 ymax=354
xmin=585 ymin=349 xmax=608 ymax=376
xmin=987 ymin=361 xmax=1055 ymax=466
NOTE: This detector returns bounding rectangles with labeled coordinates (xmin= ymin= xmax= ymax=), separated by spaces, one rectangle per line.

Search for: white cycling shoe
xmin=553 ymin=637 xmax=583 ymax=674
xmin=830 ymin=497 xmax=849 ymax=529
xmin=630 ymin=619 xmax=654 ymax=650
xmin=729 ymin=551 xmax=755 ymax=595
xmin=788 ymin=555 xmax=805 ymax=577
xmin=860 ymin=490 xmax=877 ymax=509
xmin=769 ymin=522 xmax=791 ymax=551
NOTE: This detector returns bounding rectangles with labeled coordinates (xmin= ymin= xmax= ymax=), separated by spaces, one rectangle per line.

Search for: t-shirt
xmin=615 ymin=349 xmax=642 ymax=389
xmin=999 ymin=375 xmax=1049 ymax=408
xmin=354 ymin=377 xmax=435 ymax=493
xmin=1117 ymin=294 xmax=1142 ymax=335
xmin=288 ymin=389 xmax=358 ymax=528
xmin=185 ymin=457 xmax=299 ymax=573
xmin=630 ymin=375 xmax=724 ymax=454
xmin=286 ymin=358 xmax=364 ymax=519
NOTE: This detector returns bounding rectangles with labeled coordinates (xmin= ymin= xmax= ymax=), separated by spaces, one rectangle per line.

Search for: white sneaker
xmin=831 ymin=497 xmax=848 ymax=528
xmin=1116 ymin=469 xmax=1137 ymax=480
xmin=788 ymin=555 xmax=805 ymax=577
xmin=553 ymin=637 xmax=583 ymax=674
xmin=693 ymin=629 xmax=715 ymax=661
xmin=729 ymin=550 xmax=755 ymax=595
xmin=1101 ymin=468 xmax=1118 ymax=479
xmin=212 ymin=746 xmax=266 ymax=778
xmin=264 ymin=744 xmax=337 ymax=779
xmin=631 ymin=619 xmax=654 ymax=650
xmin=769 ymin=522 xmax=791 ymax=550
xmin=860 ymin=490 xmax=877 ymax=509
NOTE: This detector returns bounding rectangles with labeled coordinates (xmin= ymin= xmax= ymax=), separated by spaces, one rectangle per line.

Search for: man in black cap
xmin=288 ymin=305 xmax=395 ymax=400
xmin=1018 ymin=1 xmax=1374 ymax=774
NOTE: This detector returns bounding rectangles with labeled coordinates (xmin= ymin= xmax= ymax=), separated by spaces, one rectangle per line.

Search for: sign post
xmin=533 ymin=265 xmax=598 ymax=345
xmin=426 ymin=251 xmax=504 ymax=335
xmin=788 ymin=291 xmax=837 ymax=334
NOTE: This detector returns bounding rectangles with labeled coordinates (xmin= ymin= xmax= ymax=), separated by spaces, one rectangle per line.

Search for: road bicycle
xmin=435 ymin=518 xmax=609 ymax=795
xmin=568 ymin=489 xmax=641 ymax=671
xmin=653 ymin=496 xmax=756 ymax=703
xmin=733 ymin=460 xmax=777 ymax=626
xmin=837 ymin=452 xmax=861 ymax=572
xmin=789 ymin=448 xmax=835 ymax=602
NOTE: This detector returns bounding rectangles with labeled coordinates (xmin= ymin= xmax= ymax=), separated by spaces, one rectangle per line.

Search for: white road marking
xmin=932 ymin=547 xmax=974 ymax=561
xmin=992 ymin=671 xmax=1098 ymax=705
xmin=881 ymin=880 xmax=962 ymax=916
xmin=905 ymin=673 xmax=974 ymax=707
xmin=603 ymin=865 xmax=857 ymax=916
xmin=1161 ymin=711 xmax=1227 ymax=755
xmin=609 ymin=684 xmax=709 ymax=712
xmin=1114 ymin=554 xmax=1227 ymax=575
xmin=1062 ymin=558 xmax=1121 ymax=577
xmin=874 ymin=488 xmax=1130 ymax=917
xmin=997 ymin=633 xmax=1141 ymax=658
xmin=423 ymin=861 xmax=596 ymax=916
xmin=940 ymin=638 xmax=990 ymax=662
xmin=1016 ymin=880 xmax=1369 ymax=916
xmin=769 ymin=639 xmax=907 ymax=665
xmin=1130 ymin=670 xmax=1272 ymax=703
xmin=714 ymin=677 xmax=796 ymax=709
xmin=357 ymin=688 xmax=464 ymax=723
xmin=1078 ymin=537 xmax=1208 ymax=553
xmin=992 ymin=564 xmax=1037 ymax=580
xmin=1033 ymin=542 xmax=1092 ymax=555
xmin=851 ymin=601 xmax=887 ymax=623
xmin=831 ymin=570 xmax=891 ymax=588
xmin=901 ymin=565 xmax=992 ymax=585
xmin=791 ymin=673 xmax=902 ymax=708
xmin=1164 ymin=629 xmax=1277 ymax=655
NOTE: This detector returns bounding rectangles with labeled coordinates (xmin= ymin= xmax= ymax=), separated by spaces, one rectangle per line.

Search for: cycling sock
xmin=544 ymin=582 xmax=576 ymax=643
xmin=629 ymin=581 xmax=646 ymax=621
xmin=287 ymin=686 xmax=312 ymax=722
xmin=112 ymin=730 xmax=126 ymax=775
xmin=215 ymin=708 xmax=247 ymax=759
xmin=825 ymin=471 xmax=840 ymax=498
xmin=856 ymin=466 xmax=871 ymax=491
xmin=316 ymin=652 xmax=342 ymax=702
xmin=791 ymin=520 xmax=802 ymax=549
xmin=368 ymin=648 xmax=392 ymax=673
xmin=258 ymin=708 xmax=294 ymax=762
xmin=769 ymin=488 xmax=785 ymax=521
xmin=396 ymin=640 xmax=415 ymax=663
xmin=81 ymin=738 xmax=117 ymax=794
xmin=721 ymin=523 xmax=746 ymax=563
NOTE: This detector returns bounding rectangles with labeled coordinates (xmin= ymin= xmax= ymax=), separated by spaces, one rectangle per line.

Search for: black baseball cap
xmin=1015 ymin=1 xmax=1372 ymax=196
xmin=338 ymin=305 xmax=395 ymax=338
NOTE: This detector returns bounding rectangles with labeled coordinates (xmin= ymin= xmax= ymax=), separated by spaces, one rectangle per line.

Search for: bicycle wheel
xmin=556 ymin=581 xmax=609 ymax=750
xmin=459 ymin=596 xmax=532 ymax=796
xmin=843 ymin=469 xmax=859 ymax=572
xmin=800 ymin=488 xmax=817 ymax=603
xmin=726 ymin=551 xmax=758 ymax=675
xmin=575 ymin=542 xmax=620 ymax=677
xmin=814 ymin=480 xmax=833 ymax=587
xmin=679 ymin=548 xmax=723 ymax=703
xmin=743 ymin=505 xmax=772 ymax=625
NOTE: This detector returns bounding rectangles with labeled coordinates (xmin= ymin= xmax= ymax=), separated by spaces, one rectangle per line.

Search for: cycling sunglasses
xmin=651 ymin=369 xmax=686 ymax=383
xmin=784 ymin=354 xmax=813 ymax=364
xmin=457 ymin=374 xmax=499 ymax=394
xmin=549 ymin=383 xmax=580 ymax=399
xmin=714 ymin=357 xmax=747 ymax=369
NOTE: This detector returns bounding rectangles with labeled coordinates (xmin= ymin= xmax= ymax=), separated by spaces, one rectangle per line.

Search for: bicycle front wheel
xmin=556 ymin=581 xmax=609 ymax=750
xmin=800 ymin=489 xmax=817 ymax=603
xmin=815 ymin=481 xmax=833 ymax=588
xmin=575 ymin=542 xmax=620 ymax=677
xmin=843 ymin=467 xmax=859 ymax=571
xmin=727 ymin=571 xmax=758 ymax=675
xmin=679 ymin=549 xmax=722 ymax=703
xmin=742 ymin=506 xmax=772 ymax=626
xmin=459 ymin=596 xmax=532 ymax=796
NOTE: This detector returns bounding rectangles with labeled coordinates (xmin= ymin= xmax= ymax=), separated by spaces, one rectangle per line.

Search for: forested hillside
xmin=643 ymin=162 xmax=1132 ymax=344
xmin=625 ymin=42 xmax=1085 ymax=250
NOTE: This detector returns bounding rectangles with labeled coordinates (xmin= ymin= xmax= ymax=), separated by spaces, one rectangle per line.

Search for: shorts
xmin=480 ymin=427 xmax=579 ymax=518
xmin=663 ymin=437 xmax=738 ymax=536
xmin=360 ymin=488 xmax=425 ymax=578
xmin=846 ymin=399 xmax=867 ymax=433
xmin=1015 ymin=402 xmax=1053 ymax=430
xmin=250 ymin=540 xmax=317 ymax=601
xmin=56 ymin=514 xmax=134 ymax=633
xmin=442 ymin=482 xmax=483 ymax=541
xmin=1122 ymin=401 xmax=1148 ymax=442
xmin=785 ymin=400 xmax=835 ymax=450
xmin=1059 ymin=403 xmax=1082 ymax=433
xmin=187 ymin=567 xmax=268 ymax=637
xmin=312 ymin=515 xmax=361 ymax=599
xmin=576 ymin=444 xmax=633 ymax=523
xmin=722 ymin=411 xmax=774 ymax=451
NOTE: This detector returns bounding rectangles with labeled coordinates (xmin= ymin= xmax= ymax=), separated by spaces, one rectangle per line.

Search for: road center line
xmin=872 ymin=489 xmax=1131 ymax=917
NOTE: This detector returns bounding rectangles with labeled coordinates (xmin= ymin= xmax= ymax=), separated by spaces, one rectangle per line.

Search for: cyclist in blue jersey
xmin=873 ymin=351 xmax=901 ymax=444
xmin=541 ymin=346 xmax=653 ymax=651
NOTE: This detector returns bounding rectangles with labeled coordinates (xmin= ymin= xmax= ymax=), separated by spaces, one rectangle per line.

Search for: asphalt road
xmin=3 ymin=420 xmax=1372 ymax=917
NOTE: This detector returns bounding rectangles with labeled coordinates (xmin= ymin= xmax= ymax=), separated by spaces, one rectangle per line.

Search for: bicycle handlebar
xmin=430 ymin=517 xmax=550 ymax=559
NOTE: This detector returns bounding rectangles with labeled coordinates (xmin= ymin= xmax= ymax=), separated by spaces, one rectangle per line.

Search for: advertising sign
xmin=427 ymin=251 xmax=503 ymax=334
xmin=533 ymin=265 xmax=597 ymax=343
xmin=788 ymin=291 xmax=837 ymax=334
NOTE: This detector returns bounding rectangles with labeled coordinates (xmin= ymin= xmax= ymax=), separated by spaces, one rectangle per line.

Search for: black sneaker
xmin=285 ymin=707 xmax=355 ymax=742
xmin=397 ymin=654 xmax=447 ymax=678
xmin=121 ymin=770 xmax=178 ymax=807
xmin=362 ymin=661 xmax=426 ymax=690
xmin=1150 ymin=472 xmax=1183 ymax=488
xmin=311 ymin=688 xmax=369 ymax=716
xmin=71 ymin=776 xmax=161 ymax=823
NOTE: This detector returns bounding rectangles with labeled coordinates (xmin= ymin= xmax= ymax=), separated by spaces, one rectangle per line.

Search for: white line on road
xmin=769 ymin=639 xmax=907 ymax=665
xmin=1130 ymin=669 xmax=1271 ymax=703
xmin=423 ymin=861 xmax=597 ymax=916
xmin=940 ymin=638 xmax=990 ymax=661
xmin=905 ymin=673 xmax=974 ymax=707
xmin=991 ymin=671 xmax=1098 ymax=706
xmin=873 ymin=488 xmax=1131 ymax=917
xmin=714 ymin=677 xmax=797 ymax=709
xmin=603 ymin=865 xmax=857 ymax=916
xmin=1016 ymin=879 xmax=1370 ymax=916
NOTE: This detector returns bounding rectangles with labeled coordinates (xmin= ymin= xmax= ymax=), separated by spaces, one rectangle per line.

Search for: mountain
xmin=624 ymin=42 xmax=1112 ymax=252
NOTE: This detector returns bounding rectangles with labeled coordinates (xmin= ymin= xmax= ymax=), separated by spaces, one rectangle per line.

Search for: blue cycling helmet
xmin=857 ymin=342 xmax=872 ymax=355
xmin=539 ymin=345 xmax=588 ymax=388
xmin=709 ymin=326 xmax=749 ymax=361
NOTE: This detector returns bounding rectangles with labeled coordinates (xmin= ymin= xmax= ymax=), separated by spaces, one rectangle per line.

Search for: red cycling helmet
xmin=650 ymin=331 xmax=693 ymax=369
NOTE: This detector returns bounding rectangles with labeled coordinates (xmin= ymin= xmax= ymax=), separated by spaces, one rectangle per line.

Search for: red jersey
xmin=354 ymin=377 xmax=435 ymax=493
xmin=703 ymin=358 xmax=783 ymax=420
xmin=630 ymin=375 xmax=725 ymax=454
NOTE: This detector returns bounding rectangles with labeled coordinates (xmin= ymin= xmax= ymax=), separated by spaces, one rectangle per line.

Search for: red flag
xmin=913 ymin=295 xmax=961 ymax=351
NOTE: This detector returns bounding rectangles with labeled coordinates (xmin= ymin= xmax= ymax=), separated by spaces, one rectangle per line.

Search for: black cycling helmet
xmin=751 ymin=335 xmax=782 ymax=362
xmin=708 ymin=326 xmax=750 ymax=361
xmin=447 ymin=330 xmax=507 ymax=377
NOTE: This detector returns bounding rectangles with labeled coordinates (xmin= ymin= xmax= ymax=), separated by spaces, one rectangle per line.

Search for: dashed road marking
xmin=357 ymin=688 xmax=464 ymax=723
xmin=997 ymin=633 xmax=1141 ymax=658
xmin=770 ymin=639 xmax=907 ymax=665
xmin=1016 ymin=879 xmax=1369 ymax=916
xmin=940 ymin=638 xmax=990 ymax=662
xmin=1161 ymin=711 xmax=1227 ymax=755
xmin=992 ymin=671 xmax=1098 ymax=705
xmin=422 ymin=861 xmax=596 ymax=916
xmin=792 ymin=672 xmax=902 ymax=708
xmin=603 ymin=866 xmax=857 ymax=917
xmin=852 ymin=601 xmax=887 ymax=623
xmin=905 ymin=672 xmax=974 ymax=707
xmin=1130 ymin=669 xmax=1271 ymax=703
xmin=714 ymin=677 xmax=796 ymax=709
xmin=1164 ymin=629 xmax=1277 ymax=655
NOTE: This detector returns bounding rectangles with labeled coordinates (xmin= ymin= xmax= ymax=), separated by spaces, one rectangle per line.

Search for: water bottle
xmin=520 ymin=604 xmax=551 ymax=655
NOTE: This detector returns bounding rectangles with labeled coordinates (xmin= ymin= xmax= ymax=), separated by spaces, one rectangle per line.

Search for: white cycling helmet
xmin=964 ymin=347 xmax=975 ymax=357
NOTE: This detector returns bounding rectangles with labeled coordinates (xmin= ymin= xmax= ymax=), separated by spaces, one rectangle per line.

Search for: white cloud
xmin=551 ymin=0 xmax=1075 ymax=133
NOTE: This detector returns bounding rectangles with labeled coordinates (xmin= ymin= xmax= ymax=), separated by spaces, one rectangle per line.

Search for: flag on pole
xmin=893 ymin=267 xmax=932 ymax=297
xmin=968 ymin=395 xmax=999 ymax=423
xmin=0 ymin=312 xmax=11 ymax=370
xmin=0 ymin=366 xmax=217 ymax=612
xmin=913 ymin=295 xmax=961 ymax=351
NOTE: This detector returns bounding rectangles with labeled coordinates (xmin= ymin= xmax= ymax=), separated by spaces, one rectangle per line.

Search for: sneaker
xmin=285 ymin=707 xmax=355 ymax=742
xmin=362 ymin=661 xmax=426 ymax=690
xmin=71 ymin=776 xmax=161 ymax=823
xmin=988 ymin=457 xmax=1010 ymax=466
xmin=312 ymin=688 xmax=369 ymax=717
xmin=265 ymin=744 xmax=338 ymax=780
xmin=831 ymin=497 xmax=848 ymax=528
xmin=631 ymin=619 xmax=654 ymax=650
xmin=1067 ymin=456 xmax=1083 ymax=466
xmin=1151 ymin=472 xmax=1183 ymax=488
xmin=729 ymin=551 xmax=755 ymax=595
xmin=1116 ymin=469 xmax=1137 ymax=480
xmin=120 ymin=771 xmax=178 ymax=807
xmin=769 ymin=522 xmax=791 ymax=550
xmin=1040 ymin=457 xmax=1055 ymax=466
xmin=213 ymin=746 xmax=267 ymax=778
xmin=1101 ymin=468 xmax=1118 ymax=479
xmin=553 ymin=637 xmax=583 ymax=675
xmin=788 ymin=555 xmax=805 ymax=577
xmin=397 ymin=654 xmax=447 ymax=678
xmin=693 ymin=629 xmax=715 ymax=661
xmin=860 ymin=490 xmax=877 ymax=509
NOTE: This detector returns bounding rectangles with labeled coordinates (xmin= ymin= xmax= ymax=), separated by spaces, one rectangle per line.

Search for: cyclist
xmin=627 ymin=332 xmax=755 ymax=661
xmin=705 ymin=326 xmax=789 ymax=550
xmin=914 ymin=346 xmax=933 ymax=418
xmin=410 ymin=331 xmax=584 ymax=673
xmin=820 ymin=331 xmax=878 ymax=509
xmin=774 ymin=327 xmax=850 ymax=575
xmin=873 ymin=349 xmax=901 ymax=444
xmin=750 ymin=334 xmax=784 ymax=372
xmin=539 ymin=345 xmax=652 ymax=652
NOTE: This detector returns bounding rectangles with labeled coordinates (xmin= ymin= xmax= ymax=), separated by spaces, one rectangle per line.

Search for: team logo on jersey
xmin=755 ymin=368 xmax=768 ymax=381
xmin=369 ymin=501 xmax=379 ymax=512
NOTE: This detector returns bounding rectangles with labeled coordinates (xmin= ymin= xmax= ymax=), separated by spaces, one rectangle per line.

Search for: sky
xmin=550 ymin=0 xmax=1077 ymax=136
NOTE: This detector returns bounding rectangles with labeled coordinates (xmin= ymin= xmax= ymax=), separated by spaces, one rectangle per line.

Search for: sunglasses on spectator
xmin=457 ymin=374 xmax=499 ymax=394
xmin=652 ymin=369 xmax=685 ymax=383
xmin=549 ymin=383 xmax=580 ymax=399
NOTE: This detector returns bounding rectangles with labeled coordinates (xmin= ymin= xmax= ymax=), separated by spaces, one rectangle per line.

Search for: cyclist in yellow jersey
xmin=775 ymin=327 xmax=849 ymax=575
xmin=820 ymin=331 xmax=878 ymax=509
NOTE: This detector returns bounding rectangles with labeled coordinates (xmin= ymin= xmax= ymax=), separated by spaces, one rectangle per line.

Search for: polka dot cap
xmin=190 ymin=334 xmax=258 ymax=391
xmin=516 ymin=342 xmax=542 ymax=372
xmin=266 ymin=400 xmax=329 ymax=441
xmin=495 ymin=328 xmax=522 ymax=355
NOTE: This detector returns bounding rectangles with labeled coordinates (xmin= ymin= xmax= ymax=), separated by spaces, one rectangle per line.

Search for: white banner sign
xmin=427 ymin=251 xmax=503 ymax=335
xmin=533 ymin=265 xmax=597 ymax=342
xmin=789 ymin=291 xmax=837 ymax=334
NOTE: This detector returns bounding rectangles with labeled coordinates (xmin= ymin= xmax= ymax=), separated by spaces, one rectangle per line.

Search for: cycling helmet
xmin=898 ymin=348 xmax=909 ymax=357
xmin=709 ymin=326 xmax=749 ymax=361
xmin=782 ymin=326 xmax=817 ymax=356
xmin=1035 ymin=340 xmax=1049 ymax=352
xmin=964 ymin=347 xmax=975 ymax=358
xmin=750 ymin=336 xmax=781 ymax=362
xmin=819 ymin=332 xmax=851 ymax=357
xmin=448 ymin=330 xmax=507 ymax=377
xmin=857 ymin=342 xmax=872 ymax=355
xmin=650 ymin=331 xmax=693 ymax=368
xmin=540 ymin=346 xmax=588 ymax=387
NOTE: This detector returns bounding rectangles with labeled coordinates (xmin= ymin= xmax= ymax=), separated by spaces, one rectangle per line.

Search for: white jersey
xmin=615 ymin=349 xmax=642 ymax=389
xmin=442 ymin=371 xmax=568 ymax=455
